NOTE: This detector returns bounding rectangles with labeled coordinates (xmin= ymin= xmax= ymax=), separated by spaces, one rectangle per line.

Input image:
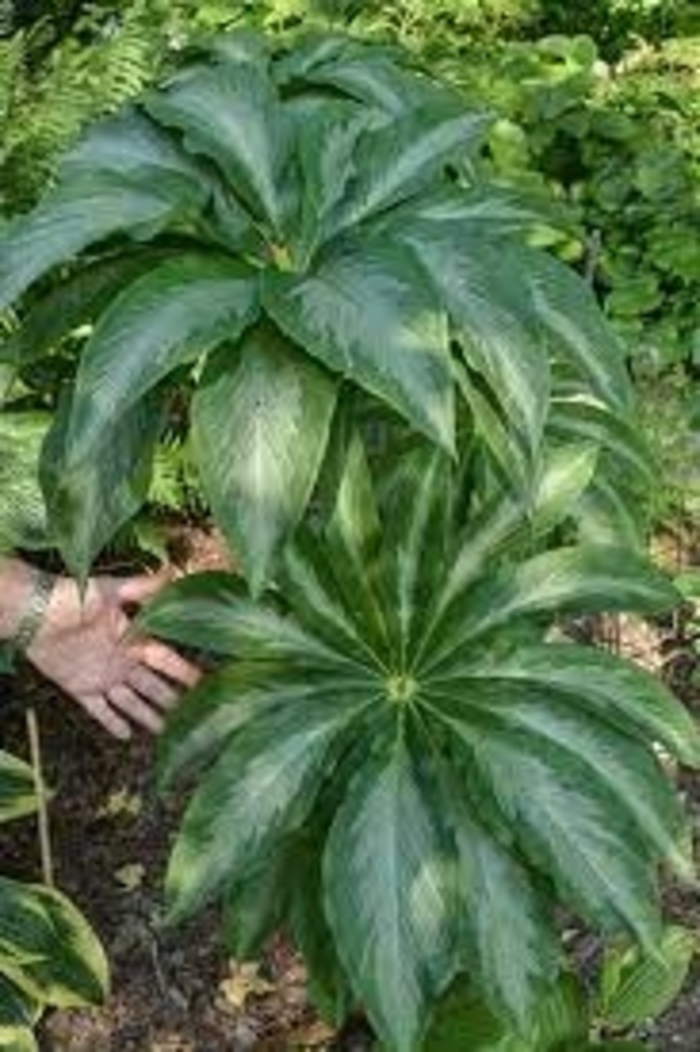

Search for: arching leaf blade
xmin=191 ymin=327 xmax=337 ymax=596
xmin=264 ymin=241 xmax=455 ymax=452
xmin=324 ymin=730 xmax=460 ymax=1052
xmin=165 ymin=693 xmax=366 ymax=923
xmin=67 ymin=254 xmax=259 ymax=460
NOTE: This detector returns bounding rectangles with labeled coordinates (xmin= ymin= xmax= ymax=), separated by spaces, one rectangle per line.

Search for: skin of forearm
xmin=0 ymin=557 xmax=36 ymax=641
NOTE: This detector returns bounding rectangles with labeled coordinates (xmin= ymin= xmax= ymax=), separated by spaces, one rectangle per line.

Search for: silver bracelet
xmin=13 ymin=569 xmax=57 ymax=653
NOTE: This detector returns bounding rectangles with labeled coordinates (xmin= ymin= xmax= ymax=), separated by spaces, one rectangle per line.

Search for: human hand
xmin=26 ymin=571 xmax=201 ymax=740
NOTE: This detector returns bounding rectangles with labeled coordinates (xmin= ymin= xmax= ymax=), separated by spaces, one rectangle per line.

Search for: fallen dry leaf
xmin=114 ymin=862 xmax=146 ymax=892
xmin=219 ymin=961 xmax=276 ymax=1010
xmin=98 ymin=787 xmax=143 ymax=819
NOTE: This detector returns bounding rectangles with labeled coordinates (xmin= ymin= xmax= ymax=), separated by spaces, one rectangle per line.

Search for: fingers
xmin=108 ymin=684 xmax=165 ymax=735
xmin=114 ymin=568 xmax=174 ymax=606
xmin=79 ymin=693 xmax=133 ymax=741
xmin=138 ymin=639 xmax=202 ymax=689
xmin=127 ymin=665 xmax=181 ymax=711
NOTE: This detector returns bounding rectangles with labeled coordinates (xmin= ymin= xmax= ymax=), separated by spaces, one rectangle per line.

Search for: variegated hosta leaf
xmin=379 ymin=444 xmax=454 ymax=663
xmin=192 ymin=326 xmax=337 ymax=596
xmin=291 ymin=97 xmax=373 ymax=261
xmin=600 ymin=926 xmax=697 ymax=1029
xmin=0 ymin=878 xmax=108 ymax=1008
xmin=0 ymin=753 xmax=36 ymax=825
xmin=0 ymin=1024 xmax=39 ymax=1052
xmin=520 ymin=247 xmax=632 ymax=413
xmin=324 ymin=432 xmax=391 ymax=659
xmin=0 ymin=975 xmax=39 ymax=1031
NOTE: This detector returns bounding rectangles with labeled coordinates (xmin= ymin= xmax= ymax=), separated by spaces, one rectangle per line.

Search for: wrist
xmin=0 ymin=559 xmax=57 ymax=650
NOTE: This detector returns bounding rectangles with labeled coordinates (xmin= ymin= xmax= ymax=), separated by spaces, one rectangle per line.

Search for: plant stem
xmin=26 ymin=706 xmax=54 ymax=887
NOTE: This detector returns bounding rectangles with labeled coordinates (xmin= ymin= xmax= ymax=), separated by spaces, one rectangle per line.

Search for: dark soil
xmin=1 ymin=533 xmax=700 ymax=1051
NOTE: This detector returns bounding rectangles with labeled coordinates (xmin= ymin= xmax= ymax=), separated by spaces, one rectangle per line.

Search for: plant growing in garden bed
xmin=0 ymin=749 xmax=108 ymax=1051
xmin=0 ymin=29 xmax=696 ymax=1051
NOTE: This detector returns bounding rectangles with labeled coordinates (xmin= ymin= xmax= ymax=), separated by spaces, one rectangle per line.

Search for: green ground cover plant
xmin=0 ymin=749 xmax=108 ymax=1051
xmin=0 ymin=30 xmax=697 ymax=1050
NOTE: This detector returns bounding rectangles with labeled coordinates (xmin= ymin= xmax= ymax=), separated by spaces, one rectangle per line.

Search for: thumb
xmin=114 ymin=567 xmax=175 ymax=606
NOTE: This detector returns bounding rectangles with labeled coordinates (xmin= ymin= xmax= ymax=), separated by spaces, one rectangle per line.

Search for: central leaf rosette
xmin=140 ymin=440 xmax=697 ymax=1052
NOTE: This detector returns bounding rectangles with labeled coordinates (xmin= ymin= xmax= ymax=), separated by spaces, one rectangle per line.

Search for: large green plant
xmin=0 ymin=750 xmax=108 ymax=1051
xmin=0 ymin=31 xmax=640 ymax=584
xmin=0 ymin=31 xmax=693 ymax=1051
xmin=138 ymin=442 xmax=698 ymax=1051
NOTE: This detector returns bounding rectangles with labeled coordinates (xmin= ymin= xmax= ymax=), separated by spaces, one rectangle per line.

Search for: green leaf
xmin=574 ymin=475 xmax=647 ymax=551
xmin=466 ymin=643 xmax=700 ymax=767
xmin=413 ymin=493 xmax=527 ymax=666
xmin=380 ymin=444 xmax=454 ymax=662
xmin=146 ymin=60 xmax=287 ymax=230
xmin=428 ymin=974 xmax=588 ymax=1052
xmin=288 ymin=834 xmax=352 ymax=1026
xmin=433 ymin=705 xmax=663 ymax=947
xmin=138 ymin=571 xmax=346 ymax=667
xmin=280 ymin=528 xmax=387 ymax=671
xmin=372 ymin=185 xmax=561 ymax=240
xmin=0 ymin=171 xmax=205 ymax=313
xmin=403 ymin=229 xmax=550 ymax=457
xmin=425 ymin=981 xmax=514 ymax=1051
xmin=264 ymin=241 xmax=454 ymax=451
xmin=324 ymin=730 xmax=459 ymax=1052
xmin=67 ymin=254 xmax=259 ymax=460
xmin=279 ymin=40 xmax=453 ymax=114
xmin=439 ymin=779 xmax=560 ymax=1029
xmin=324 ymin=431 xmax=390 ymax=659
xmin=0 ymin=1025 xmax=38 ymax=1052
xmin=431 ymin=683 xmax=686 ymax=875
xmin=224 ymin=847 xmax=292 ymax=959
xmin=192 ymin=326 xmax=337 ymax=595
xmin=522 ymin=249 xmax=633 ymax=412
xmin=40 ymin=390 xmax=163 ymax=580
xmin=293 ymin=97 xmax=373 ymax=261
xmin=600 ymin=926 xmax=697 ymax=1028
xmin=157 ymin=662 xmax=282 ymax=789
xmin=0 ymin=251 xmax=172 ymax=368
xmin=59 ymin=107 xmax=204 ymax=183
xmin=0 ymin=878 xmax=108 ymax=1008
xmin=528 ymin=974 xmax=589 ymax=1049
xmin=548 ymin=400 xmax=655 ymax=491
xmin=166 ymin=690 xmax=367 ymax=922
xmin=532 ymin=442 xmax=599 ymax=535
xmin=0 ymin=413 xmax=50 ymax=551
xmin=328 ymin=104 xmax=490 ymax=236
xmin=421 ymin=546 xmax=679 ymax=672
xmin=0 ymin=753 xmax=36 ymax=825
xmin=0 ymin=976 xmax=39 ymax=1031
xmin=456 ymin=368 xmax=533 ymax=496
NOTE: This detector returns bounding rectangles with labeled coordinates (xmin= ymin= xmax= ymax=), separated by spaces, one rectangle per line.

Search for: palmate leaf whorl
xmin=140 ymin=442 xmax=696 ymax=1052
xmin=0 ymin=30 xmax=640 ymax=589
